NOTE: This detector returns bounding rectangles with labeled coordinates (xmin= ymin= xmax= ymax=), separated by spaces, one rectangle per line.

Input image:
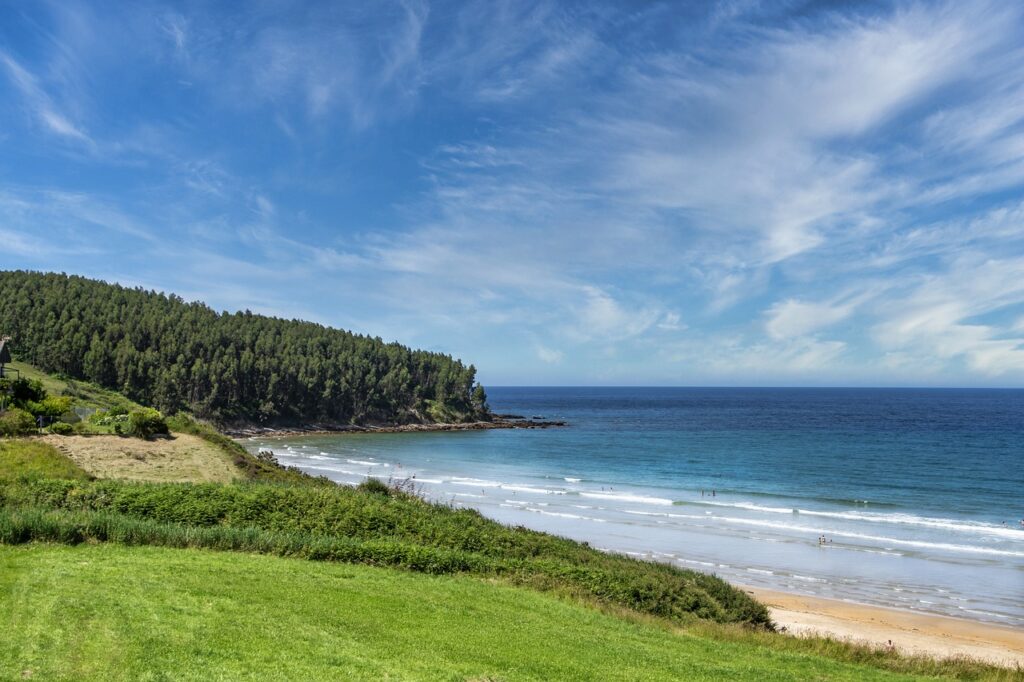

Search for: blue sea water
xmin=244 ymin=387 xmax=1024 ymax=627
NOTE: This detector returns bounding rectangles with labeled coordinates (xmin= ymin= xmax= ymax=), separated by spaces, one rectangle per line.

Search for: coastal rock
xmin=224 ymin=417 xmax=567 ymax=438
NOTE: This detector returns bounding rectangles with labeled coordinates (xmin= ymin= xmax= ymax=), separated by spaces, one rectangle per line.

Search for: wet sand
xmin=746 ymin=586 xmax=1024 ymax=668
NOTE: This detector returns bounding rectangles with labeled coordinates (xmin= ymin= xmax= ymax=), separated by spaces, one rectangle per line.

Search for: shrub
xmin=10 ymin=378 xmax=45 ymax=404
xmin=36 ymin=396 xmax=74 ymax=418
xmin=49 ymin=422 xmax=74 ymax=435
xmin=356 ymin=478 xmax=392 ymax=496
xmin=24 ymin=397 xmax=75 ymax=419
xmin=127 ymin=408 xmax=169 ymax=440
xmin=0 ymin=408 xmax=37 ymax=436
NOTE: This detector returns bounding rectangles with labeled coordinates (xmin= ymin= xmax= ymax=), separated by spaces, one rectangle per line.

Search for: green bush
xmin=10 ymin=378 xmax=45 ymax=404
xmin=356 ymin=478 xmax=392 ymax=496
xmin=0 ymin=408 xmax=37 ymax=436
xmin=36 ymin=396 xmax=73 ymax=418
xmin=49 ymin=422 xmax=74 ymax=435
xmin=127 ymin=408 xmax=169 ymax=440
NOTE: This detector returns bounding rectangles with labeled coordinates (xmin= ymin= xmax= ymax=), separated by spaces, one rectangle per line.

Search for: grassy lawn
xmin=0 ymin=440 xmax=91 ymax=481
xmin=0 ymin=543 xmax=935 ymax=682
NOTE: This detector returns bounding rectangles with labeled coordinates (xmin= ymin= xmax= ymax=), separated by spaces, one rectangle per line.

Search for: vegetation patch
xmin=164 ymin=414 xmax=328 ymax=485
xmin=0 ymin=477 xmax=770 ymax=628
xmin=0 ymin=440 xmax=90 ymax=481
xmin=33 ymin=434 xmax=243 ymax=484
xmin=0 ymin=543 xmax=951 ymax=682
xmin=0 ymin=271 xmax=490 ymax=426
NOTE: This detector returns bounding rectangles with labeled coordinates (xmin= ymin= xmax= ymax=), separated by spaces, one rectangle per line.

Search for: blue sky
xmin=2 ymin=1 xmax=1024 ymax=387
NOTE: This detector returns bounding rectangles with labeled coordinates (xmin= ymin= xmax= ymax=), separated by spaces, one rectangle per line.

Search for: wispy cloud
xmin=0 ymin=52 xmax=92 ymax=144
xmin=1 ymin=0 xmax=1023 ymax=385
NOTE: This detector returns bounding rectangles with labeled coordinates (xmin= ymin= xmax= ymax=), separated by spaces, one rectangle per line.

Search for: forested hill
xmin=0 ymin=271 xmax=489 ymax=426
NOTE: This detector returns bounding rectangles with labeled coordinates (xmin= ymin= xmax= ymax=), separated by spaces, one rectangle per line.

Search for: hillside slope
xmin=0 ymin=270 xmax=488 ymax=426
xmin=0 ymin=544 xmax=937 ymax=682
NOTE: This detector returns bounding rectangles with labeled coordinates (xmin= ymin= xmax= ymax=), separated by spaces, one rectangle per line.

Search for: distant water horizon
xmin=487 ymin=385 xmax=1024 ymax=391
xmin=244 ymin=387 xmax=1024 ymax=628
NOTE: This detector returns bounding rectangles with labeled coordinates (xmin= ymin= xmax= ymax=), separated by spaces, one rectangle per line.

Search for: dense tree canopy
xmin=0 ymin=271 xmax=489 ymax=425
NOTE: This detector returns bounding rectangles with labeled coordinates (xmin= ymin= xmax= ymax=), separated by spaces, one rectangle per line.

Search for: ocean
xmin=242 ymin=387 xmax=1024 ymax=628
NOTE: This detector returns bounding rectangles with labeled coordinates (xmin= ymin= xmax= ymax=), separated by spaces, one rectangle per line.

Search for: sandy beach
xmin=745 ymin=586 xmax=1024 ymax=668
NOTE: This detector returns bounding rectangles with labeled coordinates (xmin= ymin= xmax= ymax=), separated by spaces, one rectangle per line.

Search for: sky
xmin=2 ymin=0 xmax=1024 ymax=387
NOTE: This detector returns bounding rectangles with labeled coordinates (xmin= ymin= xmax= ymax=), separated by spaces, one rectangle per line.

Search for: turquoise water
xmin=244 ymin=387 xmax=1024 ymax=627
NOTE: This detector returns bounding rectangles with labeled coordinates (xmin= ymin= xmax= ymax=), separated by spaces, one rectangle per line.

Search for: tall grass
xmin=0 ymin=477 xmax=769 ymax=627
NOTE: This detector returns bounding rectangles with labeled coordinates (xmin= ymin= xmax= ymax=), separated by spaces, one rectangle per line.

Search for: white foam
xmin=451 ymin=477 xmax=502 ymax=488
xmin=623 ymin=510 xmax=700 ymax=520
xmin=502 ymin=484 xmax=566 ymax=495
xmin=581 ymin=491 xmax=673 ymax=506
xmin=698 ymin=500 xmax=795 ymax=515
xmin=298 ymin=464 xmax=368 ymax=476
xmin=696 ymin=501 xmax=1024 ymax=540
xmin=526 ymin=507 xmax=586 ymax=520
xmin=790 ymin=574 xmax=825 ymax=583
xmin=564 ymin=477 xmax=582 ymax=483
xmin=677 ymin=558 xmax=716 ymax=568
xmin=708 ymin=515 xmax=1024 ymax=558
xmin=623 ymin=509 xmax=1024 ymax=558
xmin=346 ymin=459 xmax=380 ymax=467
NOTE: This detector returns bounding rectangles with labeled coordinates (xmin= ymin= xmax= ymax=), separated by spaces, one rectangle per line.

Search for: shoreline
xmin=227 ymin=427 xmax=1022 ymax=666
xmin=224 ymin=417 xmax=567 ymax=439
xmin=744 ymin=586 xmax=1024 ymax=667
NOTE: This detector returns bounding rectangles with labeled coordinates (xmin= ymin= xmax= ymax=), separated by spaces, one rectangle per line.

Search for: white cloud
xmin=570 ymin=286 xmax=660 ymax=342
xmin=765 ymin=298 xmax=858 ymax=340
xmin=535 ymin=345 xmax=563 ymax=364
xmin=663 ymin=334 xmax=849 ymax=380
xmin=872 ymin=256 xmax=1024 ymax=375
xmin=0 ymin=52 xmax=92 ymax=144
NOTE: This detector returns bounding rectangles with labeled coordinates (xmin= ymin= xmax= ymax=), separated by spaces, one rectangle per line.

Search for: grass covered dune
xmin=0 ymin=543 xmax=952 ymax=682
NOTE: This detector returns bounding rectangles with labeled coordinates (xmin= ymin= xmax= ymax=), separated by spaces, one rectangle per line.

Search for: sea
xmin=242 ymin=387 xmax=1024 ymax=628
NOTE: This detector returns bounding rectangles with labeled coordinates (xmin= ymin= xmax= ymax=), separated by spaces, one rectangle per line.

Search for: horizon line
xmin=484 ymin=385 xmax=1024 ymax=391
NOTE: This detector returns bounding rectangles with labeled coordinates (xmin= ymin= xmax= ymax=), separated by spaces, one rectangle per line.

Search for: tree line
xmin=0 ymin=271 xmax=489 ymax=425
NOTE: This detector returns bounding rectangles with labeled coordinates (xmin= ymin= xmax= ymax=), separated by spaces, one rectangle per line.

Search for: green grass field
xmin=0 ymin=440 xmax=91 ymax=481
xmin=0 ymin=543 xmax=943 ymax=682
